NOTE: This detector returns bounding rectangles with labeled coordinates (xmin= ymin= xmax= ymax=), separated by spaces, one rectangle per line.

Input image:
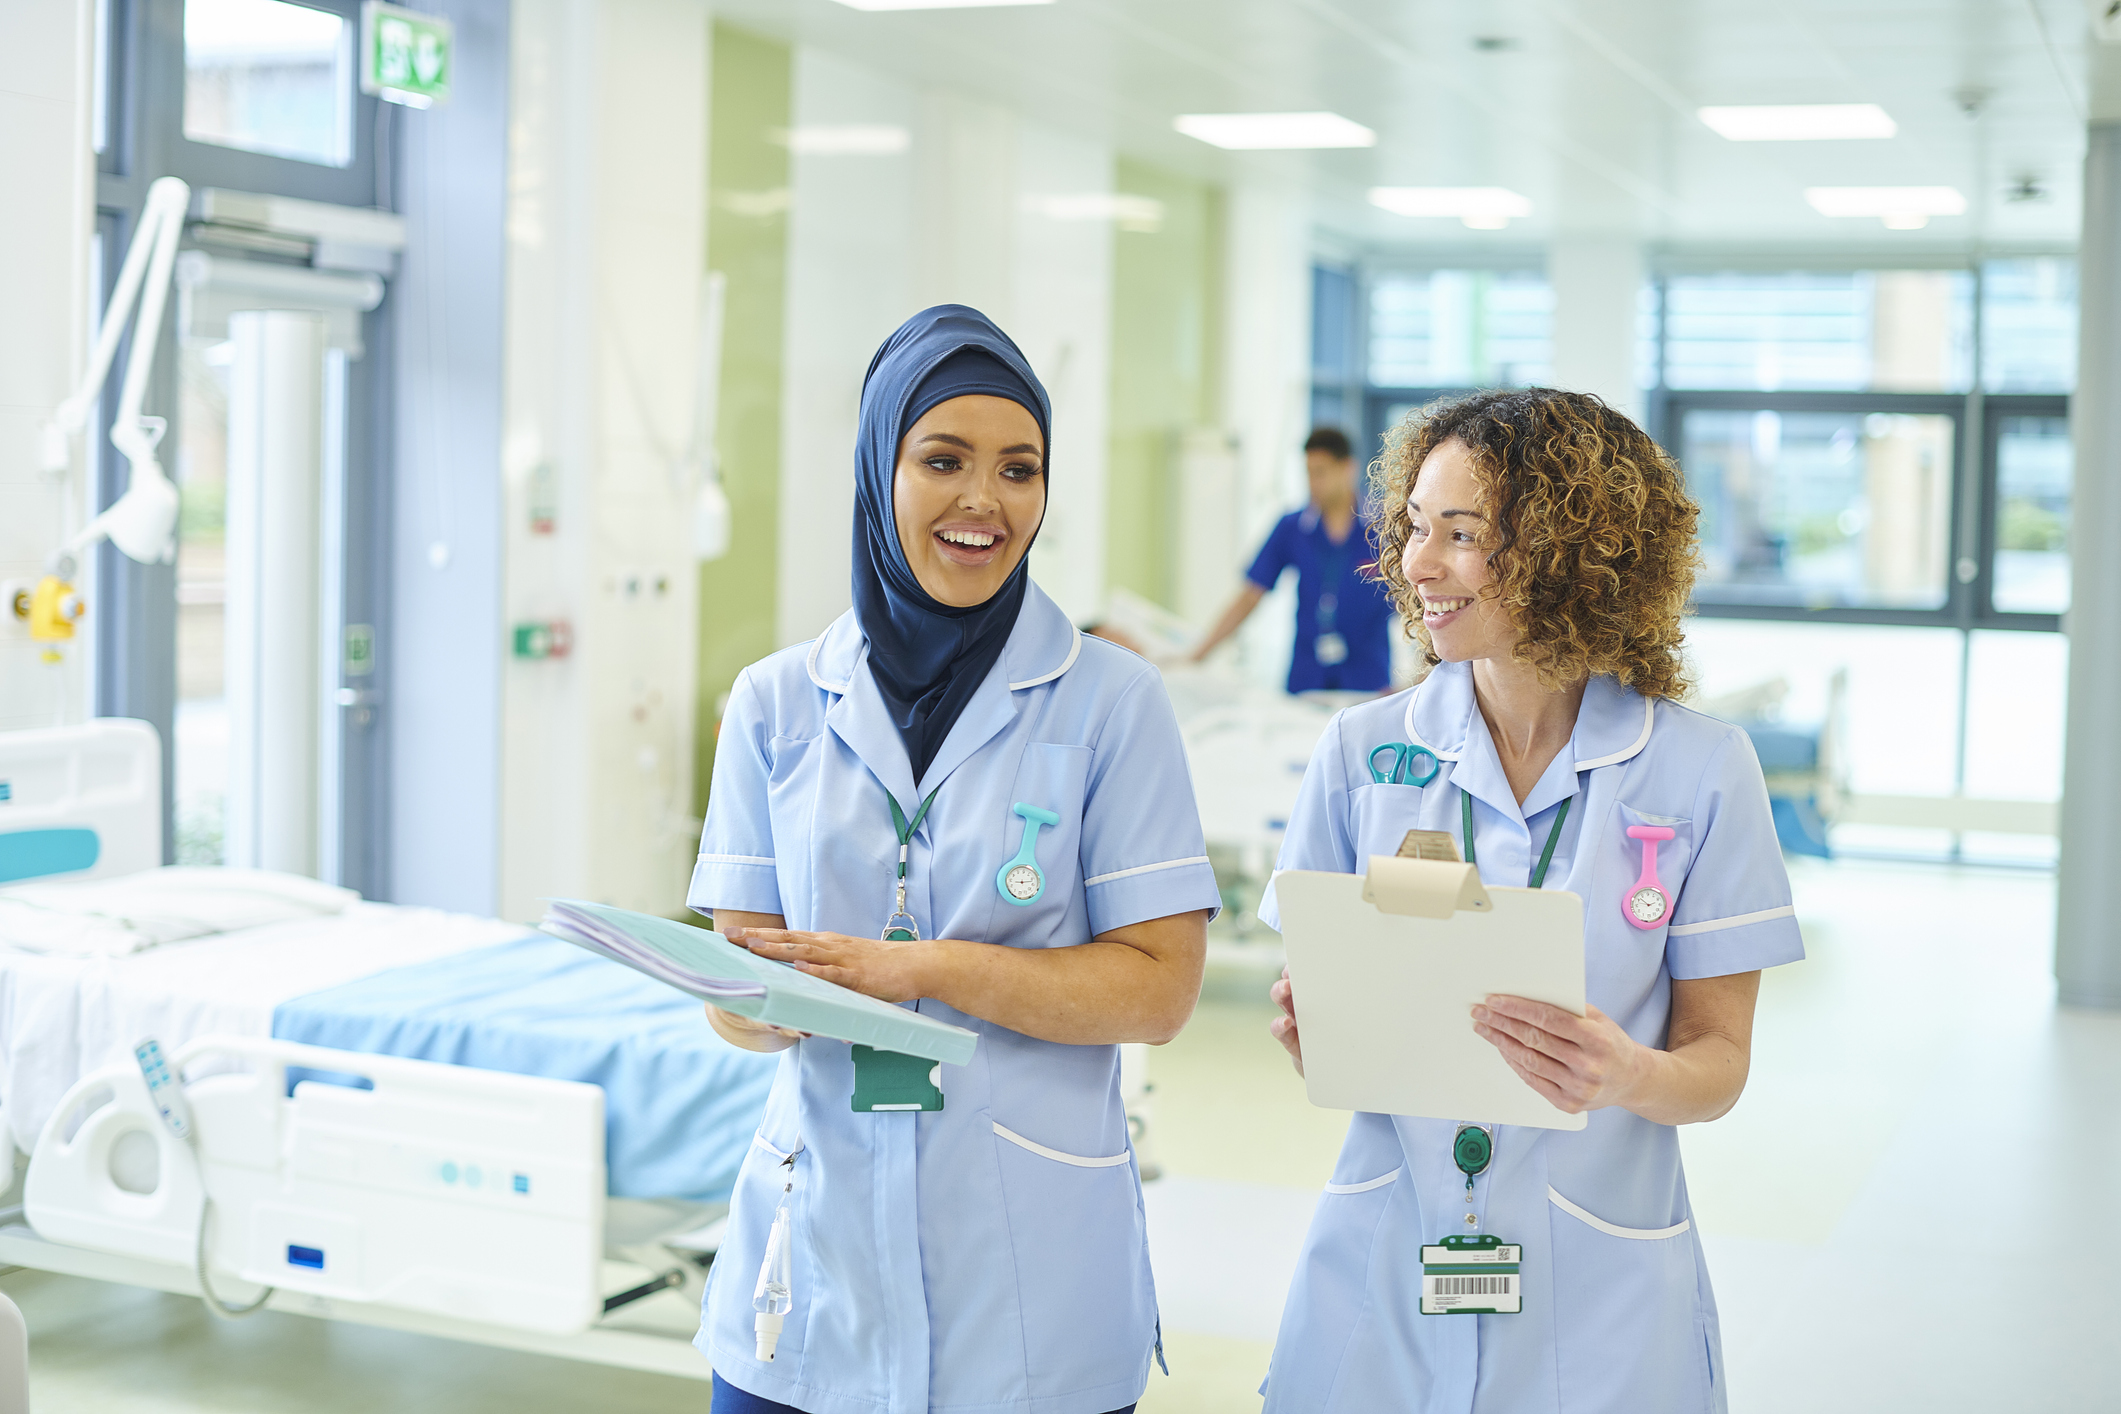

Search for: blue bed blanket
xmin=271 ymin=935 xmax=780 ymax=1202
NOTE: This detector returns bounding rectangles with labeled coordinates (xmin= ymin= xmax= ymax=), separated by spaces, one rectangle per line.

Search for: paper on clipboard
xmin=1276 ymin=856 xmax=1588 ymax=1131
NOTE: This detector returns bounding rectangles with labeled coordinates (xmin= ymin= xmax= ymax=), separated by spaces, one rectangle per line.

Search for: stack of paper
xmin=540 ymin=900 xmax=979 ymax=1066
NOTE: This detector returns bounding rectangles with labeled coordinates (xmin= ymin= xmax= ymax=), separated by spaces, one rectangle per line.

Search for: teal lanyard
xmin=889 ymin=787 xmax=941 ymax=881
xmin=884 ymin=786 xmax=942 ymax=939
xmin=1461 ymin=789 xmax=1572 ymax=890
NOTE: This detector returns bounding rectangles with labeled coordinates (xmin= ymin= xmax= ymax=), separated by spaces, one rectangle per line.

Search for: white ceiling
xmin=708 ymin=0 xmax=2098 ymax=257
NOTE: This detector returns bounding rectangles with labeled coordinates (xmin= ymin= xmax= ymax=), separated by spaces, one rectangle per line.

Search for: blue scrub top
xmin=689 ymin=583 xmax=1222 ymax=1414
xmin=1258 ymin=661 xmax=1804 ymax=1414
xmin=1245 ymin=507 xmax=1395 ymax=694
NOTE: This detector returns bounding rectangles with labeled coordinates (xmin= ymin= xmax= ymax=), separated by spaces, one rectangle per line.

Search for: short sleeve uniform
xmin=690 ymin=583 xmax=1221 ymax=1414
xmin=1258 ymin=661 xmax=1803 ymax=1414
xmin=1245 ymin=508 xmax=1396 ymax=693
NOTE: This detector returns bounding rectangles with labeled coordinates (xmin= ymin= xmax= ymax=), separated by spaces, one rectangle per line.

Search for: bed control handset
xmin=133 ymin=1039 xmax=194 ymax=1143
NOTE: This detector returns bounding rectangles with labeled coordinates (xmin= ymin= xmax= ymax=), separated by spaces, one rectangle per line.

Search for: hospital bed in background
xmin=1167 ymin=670 xmax=1339 ymax=940
xmin=1693 ymin=669 xmax=1850 ymax=858
xmin=0 ymin=719 xmax=780 ymax=1379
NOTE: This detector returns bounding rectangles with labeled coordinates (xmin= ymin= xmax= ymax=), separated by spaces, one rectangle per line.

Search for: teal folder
xmin=539 ymin=899 xmax=979 ymax=1067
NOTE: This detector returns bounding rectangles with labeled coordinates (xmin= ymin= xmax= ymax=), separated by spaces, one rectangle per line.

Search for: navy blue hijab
xmin=853 ymin=306 xmax=1051 ymax=784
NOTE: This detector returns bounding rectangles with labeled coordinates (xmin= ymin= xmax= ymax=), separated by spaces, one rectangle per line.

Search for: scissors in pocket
xmin=1368 ymin=742 xmax=1441 ymax=786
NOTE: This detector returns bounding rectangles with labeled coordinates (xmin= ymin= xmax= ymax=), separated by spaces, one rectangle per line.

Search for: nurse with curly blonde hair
xmin=1260 ymin=389 xmax=1803 ymax=1413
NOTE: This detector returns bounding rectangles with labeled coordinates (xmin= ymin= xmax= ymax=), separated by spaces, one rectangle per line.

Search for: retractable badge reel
xmin=1421 ymin=1124 xmax=1521 ymax=1315
xmin=1624 ymin=825 xmax=1675 ymax=929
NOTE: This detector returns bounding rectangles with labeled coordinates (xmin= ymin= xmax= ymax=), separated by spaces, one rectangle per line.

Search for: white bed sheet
xmin=0 ymin=901 xmax=527 ymax=1154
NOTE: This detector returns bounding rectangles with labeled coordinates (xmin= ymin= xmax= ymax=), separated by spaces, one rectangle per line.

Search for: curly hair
xmin=1369 ymin=388 xmax=1700 ymax=699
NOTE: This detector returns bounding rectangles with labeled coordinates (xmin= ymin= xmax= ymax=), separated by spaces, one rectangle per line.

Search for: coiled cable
xmin=194 ymin=1194 xmax=274 ymax=1319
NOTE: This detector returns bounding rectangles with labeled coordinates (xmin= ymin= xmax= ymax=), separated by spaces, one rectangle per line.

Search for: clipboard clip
xmin=1362 ymin=856 xmax=1492 ymax=919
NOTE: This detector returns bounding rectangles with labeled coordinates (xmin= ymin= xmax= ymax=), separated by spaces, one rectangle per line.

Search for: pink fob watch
xmin=1623 ymin=825 xmax=1674 ymax=929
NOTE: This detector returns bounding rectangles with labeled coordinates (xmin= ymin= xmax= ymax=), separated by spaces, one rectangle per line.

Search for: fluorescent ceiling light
xmin=1805 ymin=186 xmax=1965 ymax=229
xmin=773 ymin=125 xmax=910 ymax=155
xmin=1698 ymin=104 xmax=1896 ymax=141
xmin=1369 ymin=187 xmax=1532 ymax=229
xmin=829 ymin=0 xmax=1052 ymax=9
xmin=1174 ymin=112 xmax=1376 ymax=150
xmin=1021 ymin=192 xmax=1165 ymax=232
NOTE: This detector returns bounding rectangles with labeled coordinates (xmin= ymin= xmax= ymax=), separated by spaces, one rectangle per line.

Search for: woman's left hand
xmin=1471 ymin=995 xmax=1655 ymax=1116
xmin=725 ymin=926 xmax=933 ymax=1004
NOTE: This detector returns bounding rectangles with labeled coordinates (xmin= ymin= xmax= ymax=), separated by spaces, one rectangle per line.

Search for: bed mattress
xmin=0 ymin=902 xmax=777 ymax=1202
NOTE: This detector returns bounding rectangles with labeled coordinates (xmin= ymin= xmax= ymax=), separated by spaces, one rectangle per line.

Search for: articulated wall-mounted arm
xmin=43 ymin=175 xmax=191 ymax=567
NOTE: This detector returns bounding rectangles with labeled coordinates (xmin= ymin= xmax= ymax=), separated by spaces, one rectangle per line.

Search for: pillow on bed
xmin=0 ymin=866 xmax=359 ymax=957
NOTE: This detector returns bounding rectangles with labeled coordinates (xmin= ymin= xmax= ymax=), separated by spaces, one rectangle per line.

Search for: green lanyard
xmin=884 ymin=786 xmax=942 ymax=940
xmin=1461 ymin=789 xmax=1572 ymax=890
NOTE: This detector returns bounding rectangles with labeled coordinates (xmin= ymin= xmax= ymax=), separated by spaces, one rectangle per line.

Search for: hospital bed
xmin=1163 ymin=666 xmax=1341 ymax=942
xmin=0 ymin=719 xmax=779 ymax=1379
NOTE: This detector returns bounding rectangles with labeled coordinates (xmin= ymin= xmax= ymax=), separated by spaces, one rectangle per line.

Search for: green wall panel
xmin=695 ymin=23 xmax=790 ymax=813
xmin=1105 ymin=159 xmax=1224 ymax=610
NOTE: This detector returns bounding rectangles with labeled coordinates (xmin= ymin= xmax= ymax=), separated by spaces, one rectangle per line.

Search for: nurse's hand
xmin=725 ymin=926 xmax=930 ymax=1005
xmin=705 ymin=1004 xmax=807 ymax=1053
xmin=1470 ymin=995 xmax=1650 ymax=1116
xmin=1269 ymin=966 xmax=1304 ymax=1077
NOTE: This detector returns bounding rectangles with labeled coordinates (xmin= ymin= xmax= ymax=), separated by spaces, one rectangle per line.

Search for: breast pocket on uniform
xmin=1348 ymin=781 xmax=1442 ymax=862
xmin=996 ymin=743 xmax=1090 ymax=933
xmin=1613 ymin=802 xmax=1695 ymax=935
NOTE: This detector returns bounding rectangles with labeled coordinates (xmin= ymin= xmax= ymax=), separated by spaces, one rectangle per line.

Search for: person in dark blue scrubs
xmin=1190 ymin=427 xmax=1397 ymax=693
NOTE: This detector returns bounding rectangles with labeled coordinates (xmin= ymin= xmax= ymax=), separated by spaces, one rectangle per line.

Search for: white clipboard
xmin=1276 ymin=855 xmax=1588 ymax=1132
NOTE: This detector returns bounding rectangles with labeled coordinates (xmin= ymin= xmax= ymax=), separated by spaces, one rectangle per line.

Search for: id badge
xmin=851 ymin=1045 xmax=943 ymax=1113
xmin=1314 ymin=632 xmax=1349 ymax=665
xmin=1420 ymin=1234 xmax=1522 ymax=1314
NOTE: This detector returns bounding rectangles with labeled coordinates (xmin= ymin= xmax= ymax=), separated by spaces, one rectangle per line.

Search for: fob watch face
xmin=1628 ymin=886 xmax=1669 ymax=924
xmin=1005 ymin=864 xmax=1043 ymax=901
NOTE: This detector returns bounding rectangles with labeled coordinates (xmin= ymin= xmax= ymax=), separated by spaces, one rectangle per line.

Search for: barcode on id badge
xmin=1429 ymin=1276 xmax=1515 ymax=1296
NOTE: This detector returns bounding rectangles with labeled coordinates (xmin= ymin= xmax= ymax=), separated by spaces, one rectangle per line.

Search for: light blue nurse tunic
xmin=689 ymin=581 xmax=1222 ymax=1414
xmin=1259 ymin=659 xmax=1804 ymax=1414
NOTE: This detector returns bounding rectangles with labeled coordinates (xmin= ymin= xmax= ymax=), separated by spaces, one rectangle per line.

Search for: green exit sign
xmin=360 ymin=2 xmax=453 ymax=109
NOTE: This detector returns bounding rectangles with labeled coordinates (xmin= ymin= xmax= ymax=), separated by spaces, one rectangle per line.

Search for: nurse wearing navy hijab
xmin=691 ymin=305 xmax=1222 ymax=1414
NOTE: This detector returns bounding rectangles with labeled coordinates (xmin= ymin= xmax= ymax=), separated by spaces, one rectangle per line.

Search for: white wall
xmin=1548 ymin=237 xmax=1645 ymax=420
xmin=777 ymin=48 xmax=914 ymax=647
xmin=0 ymin=0 xmax=93 ymax=730
xmin=495 ymin=0 xmax=709 ymax=922
xmin=1220 ymin=182 xmax=1313 ymax=689
xmin=777 ymin=49 xmax=1116 ymax=645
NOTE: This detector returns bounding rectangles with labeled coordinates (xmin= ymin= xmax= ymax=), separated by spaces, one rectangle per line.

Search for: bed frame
xmin=0 ymin=721 xmax=717 ymax=1381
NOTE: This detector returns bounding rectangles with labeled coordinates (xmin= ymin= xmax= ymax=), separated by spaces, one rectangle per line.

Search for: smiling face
xmin=893 ymin=394 xmax=1046 ymax=608
xmin=1399 ymin=438 xmax=1519 ymax=664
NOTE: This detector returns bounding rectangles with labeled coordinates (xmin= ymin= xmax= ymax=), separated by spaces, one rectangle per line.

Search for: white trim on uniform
xmin=991 ymin=1122 xmax=1132 ymax=1168
xmin=1666 ymin=904 xmax=1796 ymax=937
xmin=1083 ymin=856 xmax=1211 ymax=887
xmin=1402 ymin=683 xmax=1461 ymax=763
xmin=1575 ymin=695 xmax=1656 ymax=770
xmin=752 ymin=1133 xmax=804 ymax=1162
xmin=1547 ymin=1186 xmax=1690 ymax=1240
xmin=1009 ymin=626 xmax=1081 ymax=690
xmin=806 ymin=637 xmax=850 ymax=695
xmin=699 ymin=853 xmax=776 ymax=866
xmin=1323 ymin=1168 xmax=1403 ymax=1195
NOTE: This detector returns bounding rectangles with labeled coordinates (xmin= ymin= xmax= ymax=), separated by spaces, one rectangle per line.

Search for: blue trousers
xmin=711 ymin=1372 xmax=1136 ymax=1414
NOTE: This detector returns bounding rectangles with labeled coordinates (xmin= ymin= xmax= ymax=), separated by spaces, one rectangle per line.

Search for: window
xmin=1981 ymin=259 xmax=2076 ymax=394
xmin=1368 ymin=270 xmax=1552 ymax=389
xmin=1988 ymin=412 xmax=2071 ymax=616
xmin=184 ymin=0 xmax=353 ymax=168
xmin=1662 ymin=270 xmax=1973 ymax=393
xmin=1684 ymin=407 xmax=1955 ymax=613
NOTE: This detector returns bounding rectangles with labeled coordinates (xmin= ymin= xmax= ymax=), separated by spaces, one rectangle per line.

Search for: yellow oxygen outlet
xmin=24 ymin=576 xmax=85 ymax=662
